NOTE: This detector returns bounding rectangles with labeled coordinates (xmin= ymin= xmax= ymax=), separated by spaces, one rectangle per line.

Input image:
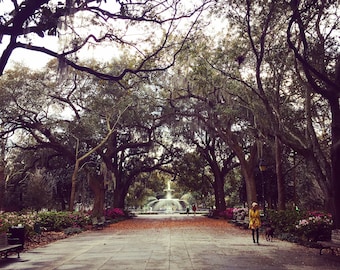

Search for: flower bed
xmin=295 ymin=211 xmax=333 ymax=242
xmin=0 ymin=211 xmax=39 ymax=236
xmin=105 ymin=207 xmax=126 ymax=220
xmin=38 ymin=211 xmax=91 ymax=232
xmin=266 ymin=209 xmax=333 ymax=244
xmin=0 ymin=208 xmax=128 ymax=236
xmin=0 ymin=209 xmax=128 ymax=251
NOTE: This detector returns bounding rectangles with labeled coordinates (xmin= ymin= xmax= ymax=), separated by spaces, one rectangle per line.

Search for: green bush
xmin=38 ymin=211 xmax=91 ymax=231
xmin=0 ymin=211 xmax=91 ymax=238
xmin=0 ymin=211 xmax=91 ymax=233
xmin=267 ymin=209 xmax=304 ymax=234
xmin=0 ymin=211 xmax=38 ymax=236
xmin=266 ymin=209 xmax=333 ymax=243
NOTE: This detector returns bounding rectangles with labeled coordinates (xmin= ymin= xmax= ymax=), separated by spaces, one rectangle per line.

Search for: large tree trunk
xmin=88 ymin=173 xmax=105 ymax=217
xmin=275 ymin=136 xmax=285 ymax=210
xmin=304 ymin=87 xmax=332 ymax=208
xmin=218 ymin=133 xmax=258 ymax=207
xmin=237 ymin=144 xmax=258 ymax=207
xmin=0 ymin=161 xmax=4 ymax=211
xmin=0 ymin=142 xmax=5 ymax=211
xmin=69 ymin=159 xmax=79 ymax=211
xmin=329 ymin=98 xmax=340 ymax=228
xmin=287 ymin=0 xmax=340 ymax=229
xmin=112 ymin=186 xmax=127 ymax=209
xmin=242 ymin=166 xmax=257 ymax=207
xmin=212 ymin=174 xmax=226 ymax=211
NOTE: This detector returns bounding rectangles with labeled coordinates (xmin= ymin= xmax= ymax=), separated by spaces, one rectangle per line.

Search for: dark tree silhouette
xmin=0 ymin=0 xmax=213 ymax=79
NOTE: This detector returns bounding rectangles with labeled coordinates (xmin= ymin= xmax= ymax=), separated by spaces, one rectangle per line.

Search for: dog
xmin=265 ymin=226 xmax=274 ymax=241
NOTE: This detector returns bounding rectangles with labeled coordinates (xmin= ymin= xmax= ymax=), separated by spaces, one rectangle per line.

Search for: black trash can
xmin=7 ymin=226 xmax=25 ymax=245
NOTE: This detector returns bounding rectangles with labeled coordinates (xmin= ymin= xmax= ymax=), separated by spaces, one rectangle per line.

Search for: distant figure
xmin=249 ymin=202 xmax=261 ymax=244
xmin=186 ymin=207 xmax=190 ymax=216
xmin=192 ymin=204 xmax=197 ymax=216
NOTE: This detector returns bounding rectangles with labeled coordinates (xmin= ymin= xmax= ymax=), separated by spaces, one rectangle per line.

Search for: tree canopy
xmin=0 ymin=0 xmax=213 ymax=79
xmin=1 ymin=0 xmax=340 ymax=228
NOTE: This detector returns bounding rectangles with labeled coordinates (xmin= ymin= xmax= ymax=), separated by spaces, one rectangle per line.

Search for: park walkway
xmin=1 ymin=214 xmax=340 ymax=269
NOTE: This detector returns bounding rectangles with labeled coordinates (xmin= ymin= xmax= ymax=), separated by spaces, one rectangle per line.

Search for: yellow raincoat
xmin=248 ymin=208 xmax=261 ymax=229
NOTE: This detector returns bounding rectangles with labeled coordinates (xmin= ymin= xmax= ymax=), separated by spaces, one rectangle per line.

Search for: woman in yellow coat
xmin=249 ymin=202 xmax=261 ymax=244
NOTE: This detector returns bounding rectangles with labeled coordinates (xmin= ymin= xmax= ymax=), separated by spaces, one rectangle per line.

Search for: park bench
xmin=0 ymin=232 xmax=23 ymax=258
xmin=318 ymin=229 xmax=340 ymax=255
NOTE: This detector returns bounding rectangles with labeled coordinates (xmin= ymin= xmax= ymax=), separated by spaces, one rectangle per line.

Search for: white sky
xmin=0 ymin=36 xmax=120 ymax=71
xmin=0 ymin=0 xmax=220 ymax=72
xmin=0 ymin=0 xmax=132 ymax=71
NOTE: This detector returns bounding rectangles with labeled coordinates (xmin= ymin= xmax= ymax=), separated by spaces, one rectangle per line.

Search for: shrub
xmin=105 ymin=208 xmax=126 ymax=220
xmin=66 ymin=212 xmax=91 ymax=228
xmin=267 ymin=209 xmax=333 ymax=243
xmin=0 ymin=211 xmax=38 ymax=236
xmin=208 ymin=209 xmax=225 ymax=219
xmin=267 ymin=209 xmax=303 ymax=234
xmin=219 ymin=208 xmax=234 ymax=219
xmin=233 ymin=207 xmax=248 ymax=220
xmin=38 ymin=211 xmax=64 ymax=231
xmin=208 ymin=208 xmax=245 ymax=219
xmin=0 ymin=211 xmax=92 ymax=238
xmin=38 ymin=211 xmax=91 ymax=231
xmin=295 ymin=211 xmax=333 ymax=241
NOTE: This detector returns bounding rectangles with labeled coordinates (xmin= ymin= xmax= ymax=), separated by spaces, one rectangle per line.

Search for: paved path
xmin=1 ymin=214 xmax=340 ymax=269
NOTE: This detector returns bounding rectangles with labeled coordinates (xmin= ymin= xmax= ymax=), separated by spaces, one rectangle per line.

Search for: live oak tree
xmin=160 ymin=37 xmax=260 ymax=209
xmin=216 ymin=0 xmax=294 ymax=211
xmin=172 ymin=152 xmax=213 ymax=207
xmin=0 ymin=0 xmax=213 ymax=79
xmin=215 ymin=0 xmax=338 ymax=217
xmin=164 ymin=0 xmax=334 ymax=214
xmin=0 ymin=0 xmax=215 ymax=212
xmin=0 ymin=64 xmax=86 ymax=208
xmin=193 ymin=132 xmax=238 ymax=211
xmin=95 ymin=83 xmax=178 ymax=209
xmin=0 ymin=64 xmax=77 ymax=210
xmin=0 ymin=60 xmax=181 ymax=212
xmin=222 ymin=0 xmax=339 ymax=225
xmin=287 ymin=0 xmax=340 ymax=228
xmin=2 ymin=1 xmax=338 ymax=222
xmin=170 ymin=113 xmax=238 ymax=211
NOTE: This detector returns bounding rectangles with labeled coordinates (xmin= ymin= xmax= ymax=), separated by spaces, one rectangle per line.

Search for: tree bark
xmin=287 ymin=1 xmax=340 ymax=227
xmin=88 ymin=173 xmax=105 ymax=217
xmin=0 ymin=161 xmax=5 ymax=211
xmin=69 ymin=159 xmax=79 ymax=211
xmin=234 ymin=143 xmax=257 ymax=207
xmin=212 ymin=174 xmax=226 ymax=211
xmin=329 ymin=98 xmax=340 ymax=228
xmin=275 ymin=136 xmax=285 ymax=210
xmin=112 ymin=186 xmax=127 ymax=209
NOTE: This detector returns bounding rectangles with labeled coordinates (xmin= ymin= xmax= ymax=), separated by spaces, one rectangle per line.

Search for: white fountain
xmin=147 ymin=181 xmax=187 ymax=213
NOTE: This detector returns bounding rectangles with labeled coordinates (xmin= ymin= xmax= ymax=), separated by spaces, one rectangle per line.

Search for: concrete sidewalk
xmin=1 ymin=214 xmax=340 ymax=269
